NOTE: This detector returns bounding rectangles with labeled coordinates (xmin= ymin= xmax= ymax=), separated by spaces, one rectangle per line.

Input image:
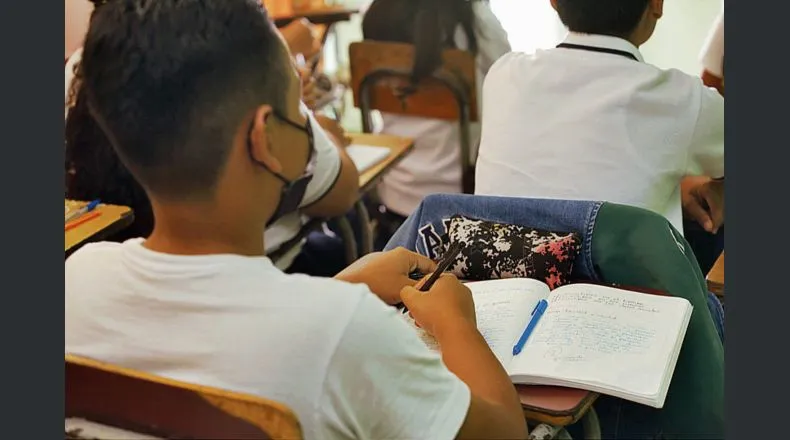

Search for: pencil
xmin=65 ymin=211 xmax=102 ymax=231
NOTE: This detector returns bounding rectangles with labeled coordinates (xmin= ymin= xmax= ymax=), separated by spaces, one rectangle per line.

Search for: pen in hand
xmin=399 ymin=241 xmax=464 ymax=313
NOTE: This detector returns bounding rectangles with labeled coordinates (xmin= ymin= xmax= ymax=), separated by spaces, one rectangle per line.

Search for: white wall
xmin=641 ymin=0 xmax=722 ymax=74
xmin=491 ymin=0 xmax=722 ymax=75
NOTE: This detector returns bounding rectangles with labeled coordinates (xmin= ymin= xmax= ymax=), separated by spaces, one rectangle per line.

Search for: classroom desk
xmin=65 ymin=200 xmax=134 ymax=255
xmin=518 ymin=386 xmax=598 ymax=427
xmin=269 ymin=3 xmax=358 ymax=27
xmin=348 ymin=133 xmax=415 ymax=193
xmin=707 ymin=252 xmax=724 ymax=297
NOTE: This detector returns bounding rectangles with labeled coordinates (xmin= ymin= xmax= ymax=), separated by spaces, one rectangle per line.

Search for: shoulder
xmin=66 ymin=240 xmax=124 ymax=271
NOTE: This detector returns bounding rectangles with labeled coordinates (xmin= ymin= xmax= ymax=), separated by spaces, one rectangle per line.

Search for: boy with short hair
xmin=65 ymin=1 xmax=527 ymax=438
xmin=475 ymin=0 xmax=724 ymax=238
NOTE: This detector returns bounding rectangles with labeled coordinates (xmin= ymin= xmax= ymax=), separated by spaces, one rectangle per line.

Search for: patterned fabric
xmin=444 ymin=215 xmax=582 ymax=289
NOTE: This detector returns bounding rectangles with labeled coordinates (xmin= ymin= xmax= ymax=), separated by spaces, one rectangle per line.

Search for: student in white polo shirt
xmin=475 ymin=0 xmax=724 ymax=240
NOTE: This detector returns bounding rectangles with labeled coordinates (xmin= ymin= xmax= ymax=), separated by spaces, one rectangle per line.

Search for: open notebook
xmin=346 ymin=145 xmax=391 ymax=173
xmin=404 ymin=279 xmax=692 ymax=408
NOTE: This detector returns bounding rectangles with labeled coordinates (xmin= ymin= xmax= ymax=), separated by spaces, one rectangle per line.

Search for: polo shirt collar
xmin=562 ymin=32 xmax=645 ymax=63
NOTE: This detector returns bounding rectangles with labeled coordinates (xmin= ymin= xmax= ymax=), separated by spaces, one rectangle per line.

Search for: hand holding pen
xmin=400 ymin=267 xmax=476 ymax=337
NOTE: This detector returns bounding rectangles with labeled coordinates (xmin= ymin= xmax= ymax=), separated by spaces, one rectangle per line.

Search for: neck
xmin=145 ymin=203 xmax=266 ymax=257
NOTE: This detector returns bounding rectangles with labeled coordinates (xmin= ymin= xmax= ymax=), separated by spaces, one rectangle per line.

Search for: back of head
xmin=81 ymin=0 xmax=289 ymax=202
xmin=362 ymin=0 xmax=478 ymax=82
xmin=553 ymin=0 xmax=650 ymax=39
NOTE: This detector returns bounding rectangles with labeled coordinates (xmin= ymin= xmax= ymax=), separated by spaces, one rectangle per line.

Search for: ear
xmin=249 ymin=105 xmax=283 ymax=174
xmin=550 ymin=0 xmax=559 ymax=12
xmin=650 ymin=0 xmax=664 ymax=19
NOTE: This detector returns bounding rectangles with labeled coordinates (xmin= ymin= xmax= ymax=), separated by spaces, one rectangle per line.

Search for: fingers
xmin=702 ymin=183 xmax=724 ymax=233
xmin=685 ymin=194 xmax=714 ymax=232
xmin=393 ymin=247 xmax=438 ymax=275
xmin=400 ymin=285 xmax=421 ymax=310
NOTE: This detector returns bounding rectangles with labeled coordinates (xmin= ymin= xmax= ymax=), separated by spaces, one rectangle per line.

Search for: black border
xmin=1 ymin=0 xmax=62 ymax=438
xmin=727 ymin=0 xmax=790 ymax=438
xmin=21 ymin=0 xmax=787 ymax=437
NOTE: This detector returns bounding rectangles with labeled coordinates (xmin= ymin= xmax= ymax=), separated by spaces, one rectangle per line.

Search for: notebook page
xmin=346 ymin=145 xmax=391 ymax=173
xmin=466 ymin=279 xmax=549 ymax=366
xmin=510 ymin=284 xmax=691 ymax=399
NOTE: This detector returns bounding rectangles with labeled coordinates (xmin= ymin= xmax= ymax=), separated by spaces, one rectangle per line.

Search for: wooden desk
xmin=268 ymin=3 xmax=358 ymax=27
xmin=348 ymin=133 xmax=415 ymax=193
xmin=518 ymin=386 xmax=598 ymax=426
xmin=65 ymin=200 xmax=134 ymax=254
xmin=707 ymin=252 xmax=724 ymax=297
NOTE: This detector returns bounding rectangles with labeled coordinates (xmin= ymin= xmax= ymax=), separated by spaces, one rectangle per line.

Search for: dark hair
xmin=554 ymin=0 xmax=650 ymax=39
xmin=362 ymin=0 xmax=480 ymax=83
xmin=66 ymin=60 xmax=154 ymax=240
xmin=80 ymin=0 xmax=290 ymax=201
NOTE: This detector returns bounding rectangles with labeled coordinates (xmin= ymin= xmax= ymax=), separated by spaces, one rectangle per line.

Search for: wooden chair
xmin=66 ymin=354 xmax=302 ymax=439
xmin=348 ymin=41 xmax=478 ymax=194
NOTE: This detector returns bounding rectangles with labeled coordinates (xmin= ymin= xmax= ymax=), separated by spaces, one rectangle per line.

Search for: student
xmin=65 ymin=1 xmax=527 ymax=439
xmin=65 ymin=9 xmax=359 ymax=277
xmin=475 ymin=0 xmax=724 ymax=240
xmin=361 ymin=0 xmax=511 ymax=238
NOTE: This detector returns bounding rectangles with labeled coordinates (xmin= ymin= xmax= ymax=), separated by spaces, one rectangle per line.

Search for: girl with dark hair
xmin=361 ymin=0 xmax=510 ymax=237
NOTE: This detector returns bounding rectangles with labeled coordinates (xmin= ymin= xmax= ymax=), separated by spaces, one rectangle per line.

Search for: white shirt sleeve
xmin=699 ymin=14 xmax=724 ymax=77
xmin=687 ymin=86 xmax=724 ymax=177
xmin=299 ymin=105 xmax=342 ymax=207
xmin=320 ymin=293 xmax=471 ymax=440
xmin=471 ymin=2 xmax=512 ymax=75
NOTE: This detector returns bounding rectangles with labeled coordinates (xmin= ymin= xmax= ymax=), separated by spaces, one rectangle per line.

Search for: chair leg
xmin=354 ymin=200 xmax=374 ymax=256
xmin=332 ymin=217 xmax=358 ymax=264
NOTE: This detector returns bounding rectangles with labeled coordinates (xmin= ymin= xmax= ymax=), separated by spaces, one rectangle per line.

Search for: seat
xmin=66 ymin=354 xmax=302 ymax=439
xmin=384 ymin=194 xmax=724 ymax=439
xmin=348 ymin=40 xmax=478 ymax=194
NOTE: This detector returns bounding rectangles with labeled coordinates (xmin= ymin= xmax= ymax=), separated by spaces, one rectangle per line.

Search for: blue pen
xmin=65 ymin=199 xmax=101 ymax=223
xmin=512 ymin=299 xmax=549 ymax=356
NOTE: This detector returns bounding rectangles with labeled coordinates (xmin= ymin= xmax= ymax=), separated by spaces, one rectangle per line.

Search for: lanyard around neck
xmin=556 ymin=43 xmax=639 ymax=61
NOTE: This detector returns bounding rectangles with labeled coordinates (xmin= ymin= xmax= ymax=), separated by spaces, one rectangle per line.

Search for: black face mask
xmin=247 ymin=110 xmax=316 ymax=227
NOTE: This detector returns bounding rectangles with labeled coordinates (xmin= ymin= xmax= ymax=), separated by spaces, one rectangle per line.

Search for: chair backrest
xmin=349 ymin=41 xmax=478 ymax=193
xmin=349 ymin=41 xmax=478 ymax=125
xmin=66 ymin=354 xmax=302 ymax=439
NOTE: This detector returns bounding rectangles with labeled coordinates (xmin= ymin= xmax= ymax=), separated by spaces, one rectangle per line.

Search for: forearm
xmin=436 ymin=321 xmax=524 ymax=431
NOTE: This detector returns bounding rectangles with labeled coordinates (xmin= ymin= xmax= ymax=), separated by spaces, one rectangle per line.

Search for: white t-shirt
xmin=64 ymin=50 xmax=341 ymax=269
xmin=475 ymin=33 xmax=724 ymax=233
xmin=374 ymin=2 xmax=511 ymax=216
xmin=700 ymin=13 xmax=724 ymax=78
xmin=65 ymin=239 xmax=471 ymax=440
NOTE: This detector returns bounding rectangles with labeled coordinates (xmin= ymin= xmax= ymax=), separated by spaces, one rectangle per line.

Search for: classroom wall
xmin=640 ymin=0 xmax=722 ymax=75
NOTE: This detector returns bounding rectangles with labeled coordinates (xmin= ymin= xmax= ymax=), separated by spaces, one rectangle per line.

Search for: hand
xmin=279 ymin=19 xmax=321 ymax=60
xmin=300 ymin=71 xmax=323 ymax=110
xmin=400 ymin=274 xmax=476 ymax=339
xmin=335 ymin=248 xmax=437 ymax=305
xmin=681 ymin=176 xmax=724 ymax=233
xmin=315 ymin=115 xmax=350 ymax=147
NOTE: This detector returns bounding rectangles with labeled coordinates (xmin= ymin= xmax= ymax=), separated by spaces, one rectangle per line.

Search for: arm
xmin=438 ymin=320 xmax=528 ymax=439
xmin=300 ymin=111 xmax=359 ymax=218
xmin=686 ymin=86 xmax=724 ymax=178
xmin=401 ymin=275 xmax=527 ymax=439
xmin=323 ymin=292 xmax=527 ymax=440
xmin=472 ymin=1 xmax=512 ymax=75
